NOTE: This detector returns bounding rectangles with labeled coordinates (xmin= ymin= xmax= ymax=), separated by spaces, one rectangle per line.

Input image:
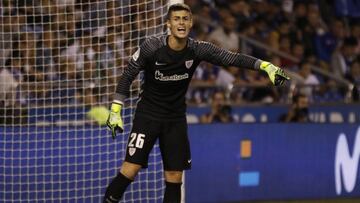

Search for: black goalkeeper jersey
xmin=115 ymin=35 xmax=261 ymax=121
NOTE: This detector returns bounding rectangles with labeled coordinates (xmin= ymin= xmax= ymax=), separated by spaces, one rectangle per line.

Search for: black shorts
xmin=125 ymin=115 xmax=191 ymax=171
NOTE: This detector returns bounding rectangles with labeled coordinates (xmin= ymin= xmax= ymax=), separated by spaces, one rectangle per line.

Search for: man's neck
xmin=223 ymin=28 xmax=231 ymax=36
xmin=168 ymin=35 xmax=187 ymax=51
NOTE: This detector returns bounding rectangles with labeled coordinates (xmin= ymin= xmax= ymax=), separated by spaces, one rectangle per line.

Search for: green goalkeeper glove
xmin=260 ymin=61 xmax=290 ymax=86
xmin=106 ymin=101 xmax=124 ymax=139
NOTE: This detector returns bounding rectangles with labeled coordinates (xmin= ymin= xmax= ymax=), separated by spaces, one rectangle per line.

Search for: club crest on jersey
xmin=129 ymin=147 xmax=136 ymax=156
xmin=132 ymin=48 xmax=140 ymax=61
xmin=185 ymin=60 xmax=193 ymax=69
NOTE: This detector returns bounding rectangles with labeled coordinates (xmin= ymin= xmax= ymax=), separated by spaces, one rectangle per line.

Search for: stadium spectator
xmin=350 ymin=22 xmax=360 ymax=54
xmin=241 ymin=68 xmax=276 ymax=103
xmin=191 ymin=1 xmax=214 ymax=36
xmin=314 ymin=18 xmax=345 ymax=62
xmin=335 ymin=0 xmax=360 ymax=18
xmin=314 ymin=80 xmax=344 ymax=102
xmin=0 ymin=65 xmax=19 ymax=107
xmin=187 ymin=62 xmax=219 ymax=104
xmin=200 ymin=91 xmax=234 ymax=123
xmin=250 ymin=0 xmax=270 ymax=19
xmin=208 ymin=14 xmax=239 ymax=52
xmin=279 ymin=93 xmax=310 ymax=122
xmin=18 ymin=32 xmax=37 ymax=72
xmin=345 ymin=59 xmax=360 ymax=101
xmin=75 ymin=82 xmax=99 ymax=108
xmin=279 ymin=36 xmax=294 ymax=68
xmin=249 ymin=16 xmax=270 ymax=59
xmin=298 ymin=60 xmax=320 ymax=84
xmin=268 ymin=19 xmax=292 ymax=52
xmin=215 ymin=67 xmax=236 ymax=88
xmin=0 ymin=32 xmax=12 ymax=67
xmin=136 ymin=8 xmax=164 ymax=37
xmin=297 ymin=60 xmax=320 ymax=99
xmin=228 ymin=0 xmax=251 ymax=32
xmin=293 ymin=1 xmax=307 ymax=31
xmin=331 ymin=36 xmax=359 ymax=77
xmin=301 ymin=3 xmax=328 ymax=56
xmin=291 ymin=42 xmax=305 ymax=68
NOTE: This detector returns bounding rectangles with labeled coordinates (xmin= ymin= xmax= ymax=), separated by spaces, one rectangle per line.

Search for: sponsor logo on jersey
xmin=129 ymin=147 xmax=136 ymax=156
xmin=155 ymin=70 xmax=189 ymax=81
xmin=132 ymin=48 xmax=140 ymax=61
xmin=335 ymin=127 xmax=360 ymax=195
xmin=185 ymin=60 xmax=193 ymax=69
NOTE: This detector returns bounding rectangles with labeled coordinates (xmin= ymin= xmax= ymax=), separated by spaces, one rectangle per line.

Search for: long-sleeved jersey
xmin=115 ymin=35 xmax=261 ymax=120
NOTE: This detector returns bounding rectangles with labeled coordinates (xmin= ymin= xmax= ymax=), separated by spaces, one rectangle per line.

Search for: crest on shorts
xmin=185 ymin=60 xmax=193 ymax=69
xmin=129 ymin=147 xmax=136 ymax=156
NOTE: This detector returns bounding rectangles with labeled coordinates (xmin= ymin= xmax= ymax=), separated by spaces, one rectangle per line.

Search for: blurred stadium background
xmin=0 ymin=0 xmax=360 ymax=202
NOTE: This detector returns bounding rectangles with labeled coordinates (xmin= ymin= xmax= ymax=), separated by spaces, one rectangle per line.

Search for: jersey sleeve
xmin=114 ymin=38 xmax=157 ymax=101
xmin=195 ymin=41 xmax=261 ymax=70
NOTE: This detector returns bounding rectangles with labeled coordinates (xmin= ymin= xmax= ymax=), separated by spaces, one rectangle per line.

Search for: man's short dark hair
xmin=343 ymin=36 xmax=358 ymax=47
xmin=292 ymin=93 xmax=307 ymax=103
xmin=167 ymin=3 xmax=192 ymax=19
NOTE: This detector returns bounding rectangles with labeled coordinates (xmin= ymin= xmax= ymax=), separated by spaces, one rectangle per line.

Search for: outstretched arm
xmin=196 ymin=41 xmax=260 ymax=70
xmin=196 ymin=41 xmax=289 ymax=85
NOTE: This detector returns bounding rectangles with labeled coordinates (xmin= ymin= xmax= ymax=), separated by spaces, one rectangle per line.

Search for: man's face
xmin=299 ymin=63 xmax=311 ymax=77
xmin=167 ymin=10 xmax=193 ymax=39
xmin=296 ymin=96 xmax=309 ymax=109
xmin=212 ymin=92 xmax=225 ymax=109
xmin=224 ymin=16 xmax=236 ymax=32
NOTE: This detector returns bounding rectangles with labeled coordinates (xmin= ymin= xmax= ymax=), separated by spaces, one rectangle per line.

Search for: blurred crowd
xmin=0 ymin=0 xmax=165 ymax=108
xmin=0 ymin=0 xmax=360 ymax=111
xmin=187 ymin=0 xmax=360 ymax=104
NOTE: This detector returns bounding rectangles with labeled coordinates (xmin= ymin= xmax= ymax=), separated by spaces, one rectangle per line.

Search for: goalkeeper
xmin=104 ymin=3 xmax=289 ymax=203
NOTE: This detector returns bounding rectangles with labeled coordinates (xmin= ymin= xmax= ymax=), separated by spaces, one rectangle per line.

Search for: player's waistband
xmin=134 ymin=110 xmax=186 ymax=122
